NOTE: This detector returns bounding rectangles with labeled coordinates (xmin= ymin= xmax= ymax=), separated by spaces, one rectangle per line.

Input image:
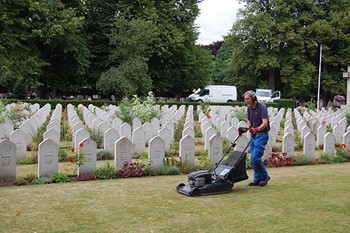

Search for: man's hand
xmin=249 ymin=127 xmax=259 ymax=135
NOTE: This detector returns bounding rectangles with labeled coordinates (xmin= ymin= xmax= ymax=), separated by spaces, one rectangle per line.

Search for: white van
xmin=187 ymin=85 xmax=237 ymax=103
xmin=255 ymin=89 xmax=281 ymax=102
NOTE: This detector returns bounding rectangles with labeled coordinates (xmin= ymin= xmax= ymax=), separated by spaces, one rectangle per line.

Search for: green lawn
xmin=1 ymin=163 xmax=350 ymax=233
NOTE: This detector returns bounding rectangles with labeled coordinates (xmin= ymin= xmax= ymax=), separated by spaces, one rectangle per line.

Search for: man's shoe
xmin=249 ymin=182 xmax=259 ymax=186
xmin=259 ymin=176 xmax=271 ymax=186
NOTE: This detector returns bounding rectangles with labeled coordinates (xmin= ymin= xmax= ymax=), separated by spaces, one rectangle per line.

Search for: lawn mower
xmin=176 ymin=127 xmax=250 ymax=197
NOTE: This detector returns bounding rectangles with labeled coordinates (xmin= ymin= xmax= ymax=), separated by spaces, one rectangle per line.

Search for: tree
xmin=96 ymin=57 xmax=152 ymax=99
xmin=0 ymin=0 xmax=90 ymax=98
xmin=224 ymin=0 xmax=350 ymax=101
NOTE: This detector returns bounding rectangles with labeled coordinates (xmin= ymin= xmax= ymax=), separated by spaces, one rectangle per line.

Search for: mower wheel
xmin=176 ymin=183 xmax=185 ymax=191
xmin=190 ymin=187 xmax=200 ymax=197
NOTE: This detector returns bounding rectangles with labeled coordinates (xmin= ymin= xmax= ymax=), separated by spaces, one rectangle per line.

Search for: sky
xmin=195 ymin=0 xmax=243 ymax=45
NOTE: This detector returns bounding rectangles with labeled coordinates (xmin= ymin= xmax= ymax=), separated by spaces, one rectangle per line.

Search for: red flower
xmin=70 ymin=148 xmax=75 ymax=153
xmin=298 ymin=147 xmax=303 ymax=152
xmin=68 ymin=156 xmax=74 ymax=163
xmin=206 ymin=114 xmax=211 ymax=119
xmin=321 ymin=120 xmax=327 ymax=127
xmin=79 ymin=143 xmax=84 ymax=148
xmin=340 ymin=144 xmax=346 ymax=148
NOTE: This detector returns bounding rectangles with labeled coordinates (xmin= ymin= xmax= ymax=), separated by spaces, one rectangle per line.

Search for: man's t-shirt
xmin=247 ymin=102 xmax=269 ymax=132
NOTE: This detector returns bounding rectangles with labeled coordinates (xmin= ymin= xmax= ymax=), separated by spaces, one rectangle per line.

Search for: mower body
xmin=177 ymin=150 xmax=248 ymax=196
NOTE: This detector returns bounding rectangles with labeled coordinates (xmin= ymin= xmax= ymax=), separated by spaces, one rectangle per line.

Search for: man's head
xmin=244 ymin=90 xmax=257 ymax=106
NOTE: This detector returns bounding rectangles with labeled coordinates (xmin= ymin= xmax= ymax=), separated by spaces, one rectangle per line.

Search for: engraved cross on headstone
xmin=343 ymin=66 xmax=350 ymax=105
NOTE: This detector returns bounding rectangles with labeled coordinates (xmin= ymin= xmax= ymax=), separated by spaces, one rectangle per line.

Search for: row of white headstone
xmin=0 ymin=103 xmax=54 ymax=181
xmin=2 ymin=102 xmax=349 ymax=182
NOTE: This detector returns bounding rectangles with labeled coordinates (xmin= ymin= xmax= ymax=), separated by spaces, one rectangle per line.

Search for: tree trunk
xmin=269 ymin=68 xmax=275 ymax=90
xmin=51 ymin=83 xmax=57 ymax=99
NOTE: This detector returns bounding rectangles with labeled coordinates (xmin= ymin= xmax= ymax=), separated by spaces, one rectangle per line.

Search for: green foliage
xmin=96 ymin=58 xmax=153 ymax=98
xmin=334 ymin=144 xmax=349 ymax=163
xmin=13 ymin=178 xmax=28 ymax=186
xmin=156 ymin=165 xmax=180 ymax=175
xmin=31 ymin=177 xmax=52 ymax=185
xmin=274 ymin=99 xmax=295 ymax=109
xmin=306 ymin=102 xmax=316 ymax=110
xmin=195 ymin=153 xmax=213 ymax=170
xmin=345 ymin=111 xmax=350 ymax=126
xmin=51 ymin=172 xmax=70 ymax=183
xmin=95 ymin=162 xmax=116 ymax=180
xmin=58 ymin=148 xmax=68 ymax=162
xmin=319 ymin=153 xmax=333 ymax=163
xmin=194 ymin=121 xmax=202 ymax=138
xmin=169 ymin=142 xmax=180 ymax=156
xmin=88 ymin=128 xmax=103 ymax=148
xmin=231 ymin=107 xmax=247 ymax=122
xmin=25 ymin=173 xmax=38 ymax=183
xmin=291 ymin=153 xmax=309 ymax=166
xmin=199 ymin=102 xmax=211 ymax=115
xmin=0 ymin=101 xmax=31 ymax=128
xmin=97 ymin=150 xmax=113 ymax=160
xmin=163 ymin=157 xmax=193 ymax=174
xmin=18 ymin=157 xmax=35 ymax=165
xmin=174 ymin=119 xmax=184 ymax=142
xmin=33 ymin=122 xmax=48 ymax=145
xmin=113 ymin=92 xmax=161 ymax=125
xmin=280 ymin=118 xmax=286 ymax=129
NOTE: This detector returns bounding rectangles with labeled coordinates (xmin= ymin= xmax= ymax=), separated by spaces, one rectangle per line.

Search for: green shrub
xmin=18 ymin=156 xmax=35 ymax=165
xmin=195 ymin=152 xmax=212 ymax=169
xmin=25 ymin=173 xmax=37 ymax=183
xmin=88 ymin=128 xmax=103 ymax=148
xmin=231 ymin=107 xmax=247 ymax=122
xmin=97 ymin=150 xmax=113 ymax=160
xmin=194 ymin=122 xmax=202 ymax=138
xmin=157 ymin=165 xmax=180 ymax=175
xmin=319 ymin=152 xmax=333 ymax=163
xmin=51 ymin=172 xmax=70 ymax=183
xmin=31 ymin=177 xmax=52 ymax=185
xmin=95 ymin=162 xmax=116 ymax=179
xmin=174 ymin=119 xmax=184 ymax=142
xmin=291 ymin=153 xmax=309 ymax=166
xmin=13 ymin=178 xmax=28 ymax=186
xmin=274 ymin=98 xmax=295 ymax=109
xmin=332 ymin=154 xmax=347 ymax=163
xmin=58 ymin=148 xmax=68 ymax=162
xmin=169 ymin=142 xmax=180 ymax=156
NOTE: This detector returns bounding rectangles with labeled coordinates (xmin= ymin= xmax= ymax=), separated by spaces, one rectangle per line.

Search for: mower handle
xmin=212 ymin=127 xmax=250 ymax=177
xmin=238 ymin=127 xmax=249 ymax=136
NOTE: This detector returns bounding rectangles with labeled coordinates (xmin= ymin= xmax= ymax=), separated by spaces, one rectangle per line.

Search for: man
xmin=244 ymin=90 xmax=270 ymax=186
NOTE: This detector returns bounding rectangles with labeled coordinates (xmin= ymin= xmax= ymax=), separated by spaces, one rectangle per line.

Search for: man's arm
xmin=257 ymin=118 xmax=269 ymax=132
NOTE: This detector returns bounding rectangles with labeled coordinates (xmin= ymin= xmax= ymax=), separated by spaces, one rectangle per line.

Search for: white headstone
xmin=38 ymin=139 xmax=58 ymax=178
xmin=77 ymin=138 xmax=97 ymax=176
xmin=9 ymin=129 xmax=27 ymax=161
xmin=0 ymin=139 xmax=17 ymax=182
xmin=104 ymin=128 xmax=119 ymax=155
xmin=114 ymin=137 xmax=133 ymax=169
xmin=148 ymin=136 xmax=165 ymax=170
xmin=208 ymin=134 xmax=223 ymax=165
xmin=282 ymin=133 xmax=295 ymax=157
xmin=323 ymin=132 xmax=335 ymax=157
xmin=179 ymin=135 xmax=195 ymax=166
xmin=132 ymin=127 xmax=146 ymax=154
xmin=303 ymin=132 xmax=315 ymax=160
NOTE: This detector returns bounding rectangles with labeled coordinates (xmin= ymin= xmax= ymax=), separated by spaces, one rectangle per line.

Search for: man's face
xmin=244 ymin=94 xmax=254 ymax=106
